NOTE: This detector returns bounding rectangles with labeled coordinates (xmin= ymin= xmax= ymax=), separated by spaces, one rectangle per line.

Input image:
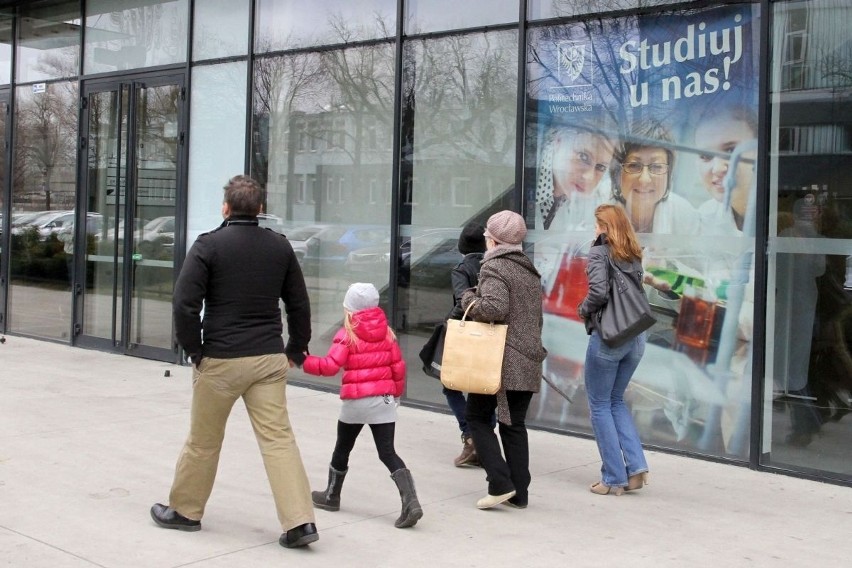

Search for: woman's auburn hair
xmin=594 ymin=204 xmax=643 ymax=262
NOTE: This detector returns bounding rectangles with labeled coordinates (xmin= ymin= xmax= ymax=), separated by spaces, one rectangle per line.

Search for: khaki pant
xmin=168 ymin=354 xmax=315 ymax=531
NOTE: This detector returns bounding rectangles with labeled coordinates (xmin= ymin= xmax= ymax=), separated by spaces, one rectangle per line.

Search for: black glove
xmin=288 ymin=351 xmax=307 ymax=368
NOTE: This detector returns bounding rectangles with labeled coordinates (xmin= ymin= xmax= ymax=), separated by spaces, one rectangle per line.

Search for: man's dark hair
xmin=223 ymin=175 xmax=263 ymax=216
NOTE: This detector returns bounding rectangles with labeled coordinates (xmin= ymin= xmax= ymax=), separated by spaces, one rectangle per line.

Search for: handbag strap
xmin=606 ymin=253 xmax=642 ymax=292
xmin=461 ymin=299 xmax=477 ymax=323
xmin=462 ymin=300 xmax=476 ymax=322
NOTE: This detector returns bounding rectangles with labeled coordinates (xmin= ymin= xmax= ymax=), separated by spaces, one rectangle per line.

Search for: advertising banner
xmin=525 ymin=4 xmax=760 ymax=458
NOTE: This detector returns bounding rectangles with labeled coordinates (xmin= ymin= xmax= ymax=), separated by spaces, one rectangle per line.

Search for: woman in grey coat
xmin=461 ymin=210 xmax=547 ymax=510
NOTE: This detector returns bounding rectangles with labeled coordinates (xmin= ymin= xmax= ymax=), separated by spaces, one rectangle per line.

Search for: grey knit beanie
xmin=485 ymin=210 xmax=527 ymax=245
xmin=343 ymin=282 xmax=380 ymax=312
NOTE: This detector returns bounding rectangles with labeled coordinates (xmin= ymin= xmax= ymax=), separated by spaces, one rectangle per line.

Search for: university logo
xmin=557 ymin=42 xmax=588 ymax=84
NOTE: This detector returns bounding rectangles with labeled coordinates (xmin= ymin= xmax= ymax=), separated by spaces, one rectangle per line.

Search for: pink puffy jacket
xmin=303 ymin=306 xmax=405 ymax=399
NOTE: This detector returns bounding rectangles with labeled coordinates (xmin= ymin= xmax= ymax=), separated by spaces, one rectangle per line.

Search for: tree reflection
xmin=252 ymin=17 xmax=518 ymax=226
xmin=13 ymin=82 xmax=78 ymax=211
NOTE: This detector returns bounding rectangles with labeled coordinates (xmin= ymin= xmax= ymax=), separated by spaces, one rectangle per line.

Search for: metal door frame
xmin=73 ymin=70 xmax=186 ymax=362
xmin=0 ymin=89 xmax=10 ymax=336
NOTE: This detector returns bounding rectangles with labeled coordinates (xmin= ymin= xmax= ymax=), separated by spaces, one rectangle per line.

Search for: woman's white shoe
xmin=476 ymin=490 xmax=516 ymax=509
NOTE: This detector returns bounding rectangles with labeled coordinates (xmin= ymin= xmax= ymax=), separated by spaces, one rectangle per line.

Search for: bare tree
xmin=252 ymin=40 xmax=327 ymax=218
xmin=13 ymin=83 xmax=78 ymax=210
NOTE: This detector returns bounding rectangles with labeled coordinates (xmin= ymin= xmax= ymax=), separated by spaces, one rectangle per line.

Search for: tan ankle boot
xmin=454 ymin=434 xmax=479 ymax=467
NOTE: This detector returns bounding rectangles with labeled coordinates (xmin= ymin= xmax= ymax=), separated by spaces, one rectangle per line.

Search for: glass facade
xmin=0 ymin=0 xmax=849 ymax=486
xmin=399 ymin=29 xmax=519 ymax=402
xmin=255 ymin=0 xmax=396 ymax=52
xmin=16 ymin=1 xmax=80 ymax=83
xmin=528 ymin=1 xmax=684 ymax=21
xmin=765 ymin=0 xmax=852 ymax=481
xmin=192 ymin=0 xmax=250 ymax=61
xmin=84 ymin=0 xmax=188 ymax=74
xmin=405 ymin=0 xmax=518 ymax=33
xmin=187 ymin=62 xmax=247 ymax=242
xmin=8 ymin=80 xmax=78 ymax=339
xmin=0 ymin=13 xmax=12 ymax=84
xmin=251 ymin=41 xmax=395 ymax=371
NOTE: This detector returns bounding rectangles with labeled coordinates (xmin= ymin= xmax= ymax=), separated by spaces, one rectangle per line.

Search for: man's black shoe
xmin=150 ymin=503 xmax=201 ymax=532
xmin=279 ymin=522 xmax=319 ymax=548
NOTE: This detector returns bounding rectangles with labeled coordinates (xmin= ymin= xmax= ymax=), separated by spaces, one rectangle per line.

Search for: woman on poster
xmin=694 ymin=105 xmax=758 ymax=236
xmin=609 ymin=121 xmax=700 ymax=236
xmin=534 ymin=124 xmax=615 ymax=232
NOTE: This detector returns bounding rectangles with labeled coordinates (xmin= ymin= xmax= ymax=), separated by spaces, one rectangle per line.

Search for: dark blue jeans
xmin=443 ymin=386 xmax=469 ymax=436
xmin=466 ymin=390 xmax=533 ymax=502
xmin=444 ymin=386 xmax=496 ymax=437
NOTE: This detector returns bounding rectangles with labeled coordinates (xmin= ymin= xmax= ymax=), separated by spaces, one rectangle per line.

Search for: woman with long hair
xmin=578 ymin=204 xmax=650 ymax=495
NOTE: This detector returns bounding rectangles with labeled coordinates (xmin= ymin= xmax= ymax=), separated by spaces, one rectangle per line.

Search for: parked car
xmin=136 ymin=216 xmax=175 ymax=256
xmin=55 ymin=213 xmax=106 ymax=251
xmin=11 ymin=211 xmax=49 ymax=229
xmin=11 ymin=210 xmax=74 ymax=238
xmin=282 ymin=224 xmax=328 ymax=263
xmin=99 ymin=216 xmax=174 ymax=258
xmin=346 ymin=228 xmax=462 ymax=288
xmin=258 ymin=213 xmax=286 ymax=233
xmin=302 ymin=224 xmax=391 ymax=274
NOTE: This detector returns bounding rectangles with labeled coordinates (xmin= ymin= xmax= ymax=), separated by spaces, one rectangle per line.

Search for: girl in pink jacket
xmin=303 ymin=282 xmax=423 ymax=529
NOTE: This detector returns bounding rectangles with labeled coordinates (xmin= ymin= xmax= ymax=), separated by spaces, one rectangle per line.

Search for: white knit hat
xmin=343 ymin=282 xmax=380 ymax=312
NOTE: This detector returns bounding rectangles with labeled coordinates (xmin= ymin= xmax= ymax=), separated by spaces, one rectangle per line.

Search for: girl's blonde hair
xmin=594 ymin=204 xmax=643 ymax=262
xmin=343 ymin=310 xmax=397 ymax=346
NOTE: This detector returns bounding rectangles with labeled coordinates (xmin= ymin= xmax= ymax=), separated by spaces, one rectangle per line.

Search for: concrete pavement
xmin=0 ymin=336 xmax=848 ymax=567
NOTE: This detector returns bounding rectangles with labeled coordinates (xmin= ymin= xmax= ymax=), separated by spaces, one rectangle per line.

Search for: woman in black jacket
xmin=444 ymin=221 xmax=487 ymax=467
xmin=578 ymin=204 xmax=650 ymax=495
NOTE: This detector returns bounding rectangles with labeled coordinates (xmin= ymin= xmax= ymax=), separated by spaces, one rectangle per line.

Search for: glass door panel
xmin=83 ymin=87 xmax=127 ymax=342
xmin=77 ymin=75 xmax=183 ymax=360
xmin=128 ymin=82 xmax=180 ymax=350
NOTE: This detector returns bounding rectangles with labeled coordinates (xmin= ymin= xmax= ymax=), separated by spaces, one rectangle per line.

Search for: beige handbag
xmin=440 ymin=300 xmax=508 ymax=394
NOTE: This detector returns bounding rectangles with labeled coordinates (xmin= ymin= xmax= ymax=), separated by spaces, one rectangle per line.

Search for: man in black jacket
xmin=150 ymin=175 xmax=318 ymax=549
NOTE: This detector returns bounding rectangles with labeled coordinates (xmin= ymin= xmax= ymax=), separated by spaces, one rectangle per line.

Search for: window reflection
xmin=251 ymin=43 xmax=394 ymax=386
xmin=766 ymin=0 xmax=852 ymax=481
xmin=192 ymin=0 xmax=249 ymax=60
xmin=16 ymin=1 xmax=80 ymax=83
xmin=405 ymin=0 xmax=518 ymax=34
xmin=8 ymin=81 xmax=78 ymax=339
xmin=84 ymin=0 xmax=188 ymax=74
xmin=398 ymin=29 xmax=518 ymax=404
xmin=528 ymin=0 xmax=680 ymax=21
xmin=0 ymin=14 xmax=12 ymax=84
xmin=255 ymin=0 xmax=395 ymax=52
